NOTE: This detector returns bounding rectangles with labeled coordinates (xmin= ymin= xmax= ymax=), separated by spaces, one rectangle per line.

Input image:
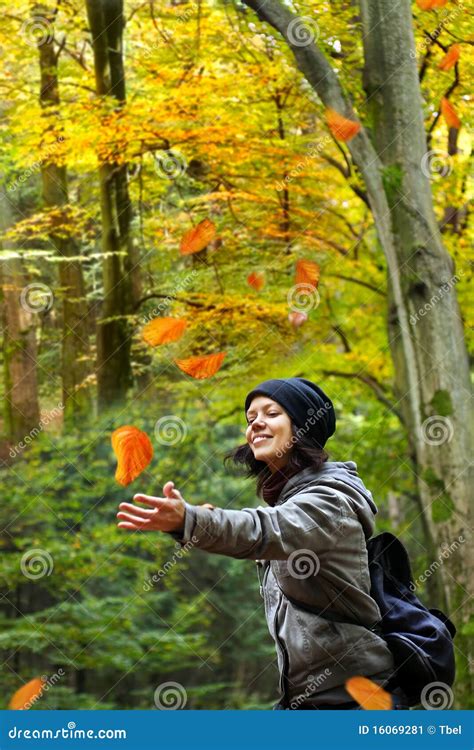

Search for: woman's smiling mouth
xmin=253 ymin=435 xmax=273 ymax=445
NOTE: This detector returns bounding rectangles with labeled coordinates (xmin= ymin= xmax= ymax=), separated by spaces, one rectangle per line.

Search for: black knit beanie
xmin=245 ymin=377 xmax=336 ymax=449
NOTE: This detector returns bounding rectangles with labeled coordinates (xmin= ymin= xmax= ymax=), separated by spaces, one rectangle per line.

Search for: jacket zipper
xmin=256 ymin=559 xmax=270 ymax=597
xmin=256 ymin=561 xmax=290 ymax=704
xmin=272 ymin=568 xmax=290 ymax=704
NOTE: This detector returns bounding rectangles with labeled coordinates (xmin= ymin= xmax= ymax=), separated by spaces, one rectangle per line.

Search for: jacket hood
xmin=277 ymin=460 xmax=378 ymax=539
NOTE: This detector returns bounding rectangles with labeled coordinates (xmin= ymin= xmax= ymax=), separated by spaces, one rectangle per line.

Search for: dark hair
xmin=224 ymin=423 xmax=328 ymax=498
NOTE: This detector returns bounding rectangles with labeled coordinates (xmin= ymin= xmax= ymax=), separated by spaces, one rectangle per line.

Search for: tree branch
xmin=320 ymin=153 xmax=370 ymax=207
xmin=242 ymin=0 xmax=349 ymax=109
xmin=322 ymin=369 xmax=402 ymax=421
xmin=133 ymin=293 xmax=207 ymax=312
xmin=325 ymin=273 xmax=385 ymax=296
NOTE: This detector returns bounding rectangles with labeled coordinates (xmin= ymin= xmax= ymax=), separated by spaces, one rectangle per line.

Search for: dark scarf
xmin=261 ymin=464 xmax=302 ymax=506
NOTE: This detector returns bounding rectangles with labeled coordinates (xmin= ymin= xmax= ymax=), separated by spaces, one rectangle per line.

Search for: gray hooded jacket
xmin=169 ymin=461 xmax=394 ymax=707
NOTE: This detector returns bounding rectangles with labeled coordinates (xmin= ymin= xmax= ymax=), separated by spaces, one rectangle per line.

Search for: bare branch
xmin=322 ymin=369 xmax=402 ymax=420
xmin=133 ymin=293 xmax=207 ymax=312
xmin=325 ymin=273 xmax=385 ymax=296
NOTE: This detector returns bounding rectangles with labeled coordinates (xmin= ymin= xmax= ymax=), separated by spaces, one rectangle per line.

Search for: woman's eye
xmin=247 ymin=413 xmax=279 ymax=424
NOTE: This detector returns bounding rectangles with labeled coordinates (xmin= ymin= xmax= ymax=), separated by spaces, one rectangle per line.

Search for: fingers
xmin=163 ymin=481 xmax=175 ymax=497
xmin=117 ymin=488 xmax=182 ymax=535
xmin=118 ymin=502 xmax=158 ymax=519
xmin=163 ymin=481 xmax=182 ymax=500
xmin=133 ymin=493 xmax=168 ymax=509
xmin=116 ymin=510 xmax=155 ymax=526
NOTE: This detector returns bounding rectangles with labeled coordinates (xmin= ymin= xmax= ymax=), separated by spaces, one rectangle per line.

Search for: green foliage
xmin=381 ymin=164 xmax=404 ymax=208
xmin=431 ymin=493 xmax=455 ymax=524
xmin=0 ymin=407 xmax=276 ymax=708
xmin=429 ymin=389 xmax=453 ymax=417
xmin=0 ymin=0 xmax=471 ymax=710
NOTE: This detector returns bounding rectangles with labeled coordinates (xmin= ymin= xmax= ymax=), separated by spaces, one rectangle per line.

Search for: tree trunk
xmin=242 ymin=0 xmax=473 ymax=704
xmin=0 ymin=185 xmax=40 ymax=444
xmin=85 ymin=0 xmax=142 ymax=410
xmin=360 ymin=0 xmax=472 ymax=703
xmin=34 ymin=4 xmax=92 ymax=426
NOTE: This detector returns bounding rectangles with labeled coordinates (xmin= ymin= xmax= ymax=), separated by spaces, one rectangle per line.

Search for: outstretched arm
xmin=117 ymin=482 xmax=344 ymax=560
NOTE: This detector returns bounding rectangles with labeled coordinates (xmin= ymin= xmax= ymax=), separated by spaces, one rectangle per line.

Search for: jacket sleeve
xmin=166 ymin=487 xmax=347 ymax=560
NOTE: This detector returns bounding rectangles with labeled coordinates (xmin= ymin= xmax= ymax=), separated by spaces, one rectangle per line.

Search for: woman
xmin=117 ymin=377 xmax=406 ymax=709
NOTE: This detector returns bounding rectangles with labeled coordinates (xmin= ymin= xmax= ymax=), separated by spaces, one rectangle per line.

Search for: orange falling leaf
xmin=288 ymin=311 xmax=308 ymax=328
xmin=345 ymin=676 xmax=393 ymax=710
xmin=247 ymin=272 xmax=265 ymax=291
xmin=438 ymin=45 xmax=460 ymax=71
xmin=416 ymin=0 xmax=448 ymax=8
xmin=142 ymin=317 xmax=187 ymax=347
xmin=441 ymin=97 xmax=461 ymax=129
xmin=9 ymin=677 xmax=46 ymax=710
xmin=296 ymin=259 xmax=320 ymax=289
xmin=111 ymin=426 xmax=153 ymax=486
xmin=180 ymin=218 xmax=216 ymax=255
xmin=326 ymin=108 xmax=361 ymax=142
xmin=174 ymin=352 xmax=226 ymax=379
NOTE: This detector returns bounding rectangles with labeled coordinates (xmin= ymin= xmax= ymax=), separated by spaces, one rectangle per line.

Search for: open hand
xmin=116 ymin=481 xmax=186 ymax=533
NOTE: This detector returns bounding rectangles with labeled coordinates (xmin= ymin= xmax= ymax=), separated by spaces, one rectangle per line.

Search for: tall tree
xmin=85 ymin=0 xmax=142 ymax=410
xmin=33 ymin=3 xmax=92 ymax=426
xmin=240 ymin=0 xmax=473 ymax=699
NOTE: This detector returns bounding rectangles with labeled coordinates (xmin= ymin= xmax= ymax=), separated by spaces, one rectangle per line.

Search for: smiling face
xmin=245 ymin=395 xmax=294 ymax=473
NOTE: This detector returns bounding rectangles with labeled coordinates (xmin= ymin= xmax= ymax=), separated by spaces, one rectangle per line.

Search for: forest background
xmin=0 ymin=0 xmax=472 ymax=710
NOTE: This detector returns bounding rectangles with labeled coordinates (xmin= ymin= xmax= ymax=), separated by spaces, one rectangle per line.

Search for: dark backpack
xmin=367 ymin=531 xmax=456 ymax=706
xmin=272 ymin=531 xmax=456 ymax=707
